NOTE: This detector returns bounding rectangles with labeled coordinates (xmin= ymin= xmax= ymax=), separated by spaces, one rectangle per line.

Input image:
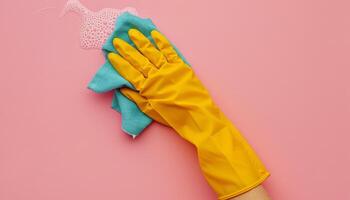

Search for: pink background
xmin=1 ymin=0 xmax=350 ymax=199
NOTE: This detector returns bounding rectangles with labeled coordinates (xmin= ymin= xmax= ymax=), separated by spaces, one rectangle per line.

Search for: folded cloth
xmin=61 ymin=0 xmax=188 ymax=137
xmin=88 ymin=12 xmax=189 ymax=137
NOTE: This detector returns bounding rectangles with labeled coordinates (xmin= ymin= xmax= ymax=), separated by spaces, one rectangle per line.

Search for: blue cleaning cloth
xmin=88 ymin=12 xmax=188 ymax=137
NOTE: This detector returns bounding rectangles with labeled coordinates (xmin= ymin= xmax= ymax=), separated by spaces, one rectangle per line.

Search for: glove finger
xmin=108 ymin=53 xmax=145 ymax=91
xmin=120 ymin=87 xmax=169 ymax=126
xmin=128 ymin=29 xmax=167 ymax=69
xmin=113 ymin=38 xmax=155 ymax=77
xmin=151 ymin=30 xmax=183 ymax=63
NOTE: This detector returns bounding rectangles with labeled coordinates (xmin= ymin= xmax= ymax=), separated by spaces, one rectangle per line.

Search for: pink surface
xmin=0 ymin=0 xmax=349 ymax=199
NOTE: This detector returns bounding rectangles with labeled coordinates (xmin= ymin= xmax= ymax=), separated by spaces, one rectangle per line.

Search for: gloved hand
xmin=108 ymin=29 xmax=269 ymax=199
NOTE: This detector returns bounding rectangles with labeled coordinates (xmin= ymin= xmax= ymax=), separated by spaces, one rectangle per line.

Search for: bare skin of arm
xmin=230 ymin=185 xmax=270 ymax=200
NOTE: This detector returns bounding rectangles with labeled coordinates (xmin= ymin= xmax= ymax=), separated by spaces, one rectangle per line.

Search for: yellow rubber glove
xmin=108 ymin=29 xmax=269 ymax=199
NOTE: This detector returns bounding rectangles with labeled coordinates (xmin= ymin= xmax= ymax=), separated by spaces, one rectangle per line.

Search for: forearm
xmin=229 ymin=185 xmax=270 ymax=200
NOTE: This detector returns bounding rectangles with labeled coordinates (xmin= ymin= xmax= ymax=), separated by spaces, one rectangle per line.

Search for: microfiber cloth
xmin=88 ymin=12 xmax=189 ymax=137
